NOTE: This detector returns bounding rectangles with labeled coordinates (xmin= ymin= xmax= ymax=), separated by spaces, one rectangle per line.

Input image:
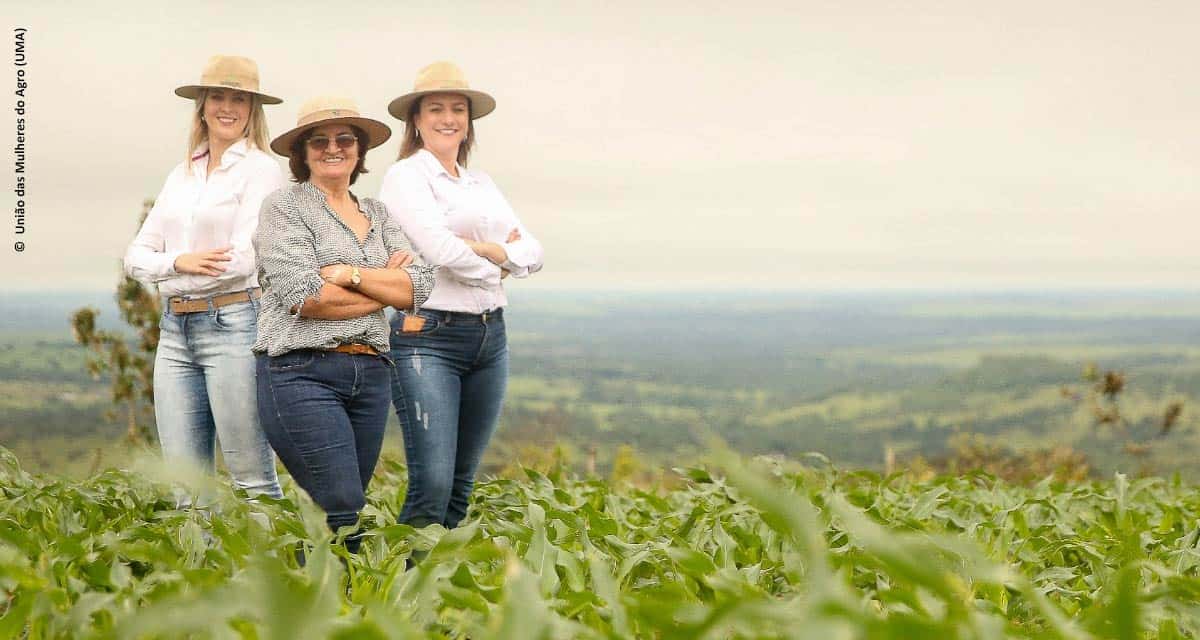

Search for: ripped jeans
xmin=389 ymin=308 xmax=508 ymax=529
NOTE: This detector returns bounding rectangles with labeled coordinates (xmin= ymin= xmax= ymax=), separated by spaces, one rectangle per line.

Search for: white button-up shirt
xmin=378 ymin=149 xmax=544 ymax=314
xmin=124 ymin=138 xmax=284 ymax=298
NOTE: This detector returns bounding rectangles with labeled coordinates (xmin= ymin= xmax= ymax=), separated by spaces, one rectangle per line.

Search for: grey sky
xmin=4 ymin=1 xmax=1198 ymax=292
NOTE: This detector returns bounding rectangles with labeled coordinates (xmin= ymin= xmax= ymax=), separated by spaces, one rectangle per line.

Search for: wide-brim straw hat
xmin=270 ymin=95 xmax=392 ymax=156
xmin=175 ymin=55 xmax=282 ymax=105
xmin=387 ymin=61 xmax=496 ymax=121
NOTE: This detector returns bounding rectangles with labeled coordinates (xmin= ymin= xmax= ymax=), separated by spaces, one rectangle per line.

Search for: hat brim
xmin=269 ymin=116 xmax=393 ymax=156
xmin=387 ymin=89 xmax=496 ymax=121
xmin=175 ymin=84 xmax=283 ymax=105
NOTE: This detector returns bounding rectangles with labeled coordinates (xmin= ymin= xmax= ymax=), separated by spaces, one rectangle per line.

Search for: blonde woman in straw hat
xmin=379 ymin=61 xmax=544 ymax=530
xmin=124 ymin=55 xmax=283 ymax=500
xmin=253 ymin=96 xmax=436 ymax=552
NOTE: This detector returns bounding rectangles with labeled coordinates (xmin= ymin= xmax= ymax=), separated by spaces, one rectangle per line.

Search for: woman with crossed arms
xmin=380 ymin=62 xmax=544 ymax=529
xmin=253 ymin=96 xmax=435 ymax=551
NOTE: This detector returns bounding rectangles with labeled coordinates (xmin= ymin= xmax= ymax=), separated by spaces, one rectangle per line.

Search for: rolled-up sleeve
xmin=501 ymin=234 xmax=544 ymax=276
xmin=379 ymin=162 xmax=501 ymax=288
xmin=253 ymin=191 xmax=325 ymax=315
xmin=498 ymin=220 xmax=544 ymax=278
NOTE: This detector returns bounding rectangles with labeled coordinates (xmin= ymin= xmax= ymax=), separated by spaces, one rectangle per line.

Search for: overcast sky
xmin=3 ymin=1 xmax=1198 ymax=293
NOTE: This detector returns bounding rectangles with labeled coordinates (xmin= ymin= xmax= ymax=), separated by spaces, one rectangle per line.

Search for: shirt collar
xmin=191 ymin=138 xmax=251 ymax=171
xmin=414 ymin=148 xmax=477 ymax=184
xmin=300 ymin=181 xmax=370 ymax=216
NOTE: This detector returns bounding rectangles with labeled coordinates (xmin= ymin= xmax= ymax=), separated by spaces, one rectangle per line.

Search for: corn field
xmin=1 ymin=448 xmax=1199 ymax=639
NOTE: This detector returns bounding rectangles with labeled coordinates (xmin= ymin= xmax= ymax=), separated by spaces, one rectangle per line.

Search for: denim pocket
xmin=267 ymin=350 xmax=316 ymax=371
xmin=392 ymin=310 xmax=442 ymax=336
xmin=213 ymin=301 xmax=258 ymax=331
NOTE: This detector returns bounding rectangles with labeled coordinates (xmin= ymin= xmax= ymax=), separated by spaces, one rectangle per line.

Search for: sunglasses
xmin=306 ymin=133 xmax=358 ymax=152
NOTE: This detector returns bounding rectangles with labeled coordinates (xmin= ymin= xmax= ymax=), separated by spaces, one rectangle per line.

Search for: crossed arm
xmin=459 ymin=228 xmax=520 ymax=275
xmin=293 ymin=251 xmax=416 ymax=320
xmin=256 ymin=193 xmax=434 ymax=321
xmin=303 ymin=229 xmax=518 ymax=319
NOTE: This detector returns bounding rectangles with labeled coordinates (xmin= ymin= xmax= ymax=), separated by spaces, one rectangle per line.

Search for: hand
xmin=386 ymin=251 xmax=415 ymax=269
xmin=506 ymin=228 xmax=521 ymax=243
xmin=501 ymin=269 xmax=511 ymax=280
xmin=174 ymin=247 xmax=232 ymax=277
xmin=319 ymin=264 xmax=351 ymax=287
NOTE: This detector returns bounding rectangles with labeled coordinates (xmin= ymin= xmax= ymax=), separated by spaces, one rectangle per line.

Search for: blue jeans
xmin=389 ymin=308 xmax=509 ymax=528
xmin=256 ymin=350 xmax=392 ymax=551
xmin=154 ymin=297 xmax=281 ymax=499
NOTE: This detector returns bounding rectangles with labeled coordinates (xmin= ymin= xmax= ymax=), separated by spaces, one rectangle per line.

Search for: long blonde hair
xmin=185 ymin=88 xmax=270 ymax=172
xmin=397 ymin=95 xmax=476 ymax=166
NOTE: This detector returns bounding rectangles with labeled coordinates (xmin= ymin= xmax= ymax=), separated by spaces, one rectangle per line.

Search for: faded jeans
xmin=154 ymin=297 xmax=282 ymax=499
xmin=389 ymin=308 xmax=508 ymax=529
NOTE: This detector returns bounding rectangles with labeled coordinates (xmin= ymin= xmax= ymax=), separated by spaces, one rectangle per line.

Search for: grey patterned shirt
xmin=252 ymin=181 xmax=436 ymax=356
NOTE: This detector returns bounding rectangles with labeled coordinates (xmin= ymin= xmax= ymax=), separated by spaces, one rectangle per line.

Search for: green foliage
xmin=9 ymin=288 xmax=1200 ymax=477
xmin=2 ymin=448 xmax=1199 ymax=638
xmin=69 ymin=200 xmax=161 ymax=445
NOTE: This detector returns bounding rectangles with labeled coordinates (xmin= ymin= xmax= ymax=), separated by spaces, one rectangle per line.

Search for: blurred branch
xmin=70 ymin=200 xmax=160 ymax=446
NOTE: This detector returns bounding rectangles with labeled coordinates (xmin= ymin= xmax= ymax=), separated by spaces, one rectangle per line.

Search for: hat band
xmin=413 ymin=80 xmax=471 ymax=92
xmin=297 ymin=108 xmax=362 ymax=128
xmin=197 ymin=74 xmax=259 ymax=92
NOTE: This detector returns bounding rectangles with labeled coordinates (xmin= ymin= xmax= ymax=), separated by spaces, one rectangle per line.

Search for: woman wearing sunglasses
xmin=253 ymin=96 xmax=436 ymax=552
xmin=379 ymin=62 xmax=544 ymax=530
xmin=124 ymin=55 xmax=283 ymax=500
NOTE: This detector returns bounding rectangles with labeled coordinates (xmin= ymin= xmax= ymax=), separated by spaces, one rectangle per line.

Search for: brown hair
xmin=287 ymin=125 xmax=371 ymax=185
xmin=185 ymin=88 xmax=269 ymax=173
xmin=397 ymin=94 xmax=476 ymax=166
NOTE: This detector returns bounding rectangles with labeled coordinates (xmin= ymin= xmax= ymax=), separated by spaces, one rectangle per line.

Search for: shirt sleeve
xmin=378 ymin=162 xmax=501 ymax=288
xmin=123 ymin=171 xmax=184 ymax=282
xmin=377 ymin=200 xmax=437 ymax=311
xmin=253 ymin=190 xmax=326 ymax=315
xmin=489 ymin=177 xmax=544 ymax=279
xmin=500 ymin=230 xmax=544 ymax=277
xmin=379 ymin=202 xmax=418 ymax=258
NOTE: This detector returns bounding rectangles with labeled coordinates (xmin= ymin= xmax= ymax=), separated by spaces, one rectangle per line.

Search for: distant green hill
xmin=2 ymin=290 xmax=1198 ymax=478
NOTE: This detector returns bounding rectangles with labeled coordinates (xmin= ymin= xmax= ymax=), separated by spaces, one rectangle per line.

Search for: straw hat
xmin=270 ymin=95 xmax=392 ymax=156
xmin=175 ymin=55 xmax=282 ymax=105
xmin=387 ymin=61 xmax=496 ymax=121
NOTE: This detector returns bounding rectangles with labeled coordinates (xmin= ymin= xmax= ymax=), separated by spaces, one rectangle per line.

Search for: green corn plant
xmin=2 ymin=445 xmax=1200 ymax=638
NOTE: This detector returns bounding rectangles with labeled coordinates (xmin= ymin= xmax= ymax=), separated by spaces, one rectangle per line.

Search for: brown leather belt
xmin=331 ymin=343 xmax=379 ymax=356
xmin=168 ymin=289 xmax=261 ymax=314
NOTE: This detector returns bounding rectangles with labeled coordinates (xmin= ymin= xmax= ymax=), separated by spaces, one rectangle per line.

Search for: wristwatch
xmin=350 ymin=267 xmax=362 ymax=287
